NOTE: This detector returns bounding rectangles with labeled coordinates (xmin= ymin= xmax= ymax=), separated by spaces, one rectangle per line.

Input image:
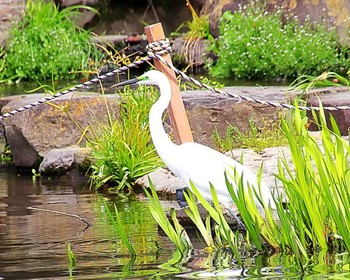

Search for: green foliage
xmin=172 ymin=0 xmax=213 ymax=68
xmin=103 ymin=200 xmax=136 ymax=255
xmin=183 ymin=0 xmax=212 ymax=41
xmin=290 ymin=71 xmax=350 ymax=93
xmin=88 ymin=86 xmax=163 ymax=191
xmin=145 ymin=179 xmax=192 ymax=255
xmin=67 ymin=242 xmax=76 ymax=277
xmin=277 ymin=102 xmax=350 ymax=251
xmin=186 ymin=181 xmax=244 ymax=264
xmin=145 ymin=101 xmax=350 ymax=264
xmin=228 ymin=102 xmax=350 ymax=257
xmin=1 ymin=0 xmax=102 ymax=83
xmin=212 ymin=118 xmax=287 ymax=153
xmin=208 ymin=1 xmax=350 ymax=80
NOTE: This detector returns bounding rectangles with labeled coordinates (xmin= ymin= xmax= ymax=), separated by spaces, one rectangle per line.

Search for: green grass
xmin=290 ymin=72 xmax=350 ymax=92
xmin=145 ymin=179 xmax=192 ymax=255
xmin=88 ymin=86 xmax=163 ymax=191
xmin=103 ymin=200 xmax=136 ymax=255
xmin=0 ymin=0 xmax=102 ymax=83
xmin=212 ymin=118 xmax=288 ymax=153
xmin=228 ymin=101 xmax=350 ymax=257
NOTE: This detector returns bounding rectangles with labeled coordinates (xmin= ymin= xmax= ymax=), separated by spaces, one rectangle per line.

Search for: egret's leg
xmin=227 ymin=208 xmax=246 ymax=230
xmin=176 ymin=187 xmax=189 ymax=208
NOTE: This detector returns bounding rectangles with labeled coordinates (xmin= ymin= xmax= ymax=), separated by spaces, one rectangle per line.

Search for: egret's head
xmin=111 ymin=70 xmax=162 ymax=88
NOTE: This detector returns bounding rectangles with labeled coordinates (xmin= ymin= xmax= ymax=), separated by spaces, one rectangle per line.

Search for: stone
xmin=0 ymin=0 xmax=25 ymax=48
xmin=182 ymin=86 xmax=291 ymax=147
xmin=2 ymin=85 xmax=350 ymax=171
xmin=171 ymin=37 xmax=211 ymax=67
xmin=135 ymin=168 xmax=185 ymax=193
xmin=1 ymin=92 xmax=119 ymax=168
xmin=307 ymin=87 xmax=350 ymax=135
xmin=39 ymin=146 xmax=92 ymax=175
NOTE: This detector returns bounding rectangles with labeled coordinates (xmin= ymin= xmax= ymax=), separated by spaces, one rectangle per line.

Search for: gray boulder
xmin=39 ymin=146 xmax=92 ymax=175
xmin=1 ymin=92 xmax=119 ymax=168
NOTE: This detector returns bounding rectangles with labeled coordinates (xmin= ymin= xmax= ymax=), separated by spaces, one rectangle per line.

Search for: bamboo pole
xmin=144 ymin=23 xmax=193 ymax=144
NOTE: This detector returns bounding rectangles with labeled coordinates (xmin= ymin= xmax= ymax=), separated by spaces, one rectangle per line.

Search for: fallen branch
xmin=27 ymin=206 xmax=91 ymax=228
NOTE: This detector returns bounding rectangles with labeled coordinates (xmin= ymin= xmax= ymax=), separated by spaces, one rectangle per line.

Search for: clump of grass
xmin=103 ymin=200 xmax=136 ymax=255
xmin=174 ymin=0 xmax=213 ymax=69
xmin=212 ymin=118 xmax=287 ymax=153
xmin=208 ymin=0 xmax=350 ymax=80
xmin=229 ymin=101 xmax=350 ymax=257
xmin=1 ymin=0 xmax=102 ymax=83
xmin=88 ymin=86 xmax=163 ymax=191
xmin=145 ymin=179 xmax=192 ymax=255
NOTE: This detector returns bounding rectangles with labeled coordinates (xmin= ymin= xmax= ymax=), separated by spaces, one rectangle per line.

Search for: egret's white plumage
xmin=119 ymin=70 xmax=276 ymax=219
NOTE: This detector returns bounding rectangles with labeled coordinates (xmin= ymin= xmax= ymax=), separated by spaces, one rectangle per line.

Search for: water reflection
xmin=2 ymin=167 xmax=350 ymax=279
xmin=0 ymin=168 xmax=175 ymax=279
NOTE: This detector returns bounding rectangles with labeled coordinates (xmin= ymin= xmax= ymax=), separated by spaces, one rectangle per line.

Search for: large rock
xmin=182 ymin=86 xmax=290 ymax=147
xmin=1 ymin=92 xmax=119 ymax=168
xmin=39 ymin=146 xmax=92 ymax=175
xmin=1 ymin=87 xmax=290 ymax=169
xmin=0 ymin=0 xmax=25 ymax=48
xmin=2 ymin=85 xmax=350 ymax=170
xmin=307 ymin=87 xmax=350 ymax=134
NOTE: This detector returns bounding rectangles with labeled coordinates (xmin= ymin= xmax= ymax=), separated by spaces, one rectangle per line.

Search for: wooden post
xmin=144 ymin=23 xmax=193 ymax=144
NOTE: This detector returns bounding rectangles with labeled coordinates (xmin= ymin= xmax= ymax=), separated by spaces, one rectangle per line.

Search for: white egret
xmin=113 ymin=70 xmax=276 ymax=228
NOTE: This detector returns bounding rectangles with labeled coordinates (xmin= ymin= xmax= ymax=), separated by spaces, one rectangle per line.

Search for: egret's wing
xmin=166 ymin=142 xmax=246 ymax=202
xmin=166 ymin=142 xmax=275 ymax=207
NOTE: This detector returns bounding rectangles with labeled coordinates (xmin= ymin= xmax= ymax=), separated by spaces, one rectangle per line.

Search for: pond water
xmin=2 ymin=167 xmax=350 ymax=279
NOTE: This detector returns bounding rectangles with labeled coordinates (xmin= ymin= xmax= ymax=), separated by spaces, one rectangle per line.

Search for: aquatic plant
xmin=143 ymin=100 xmax=350 ymax=267
xmin=145 ymin=179 xmax=192 ymax=255
xmin=208 ymin=0 xmax=350 ymax=80
xmin=88 ymin=86 xmax=163 ymax=191
xmin=0 ymin=0 xmax=102 ymax=83
xmin=67 ymin=242 xmax=76 ymax=277
xmin=227 ymin=100 xmax=350 ymax=257
xmin=103 ymin=200 xmax=136 ymax=255
xmin=186 ymin=181 xmax=244 ymax=265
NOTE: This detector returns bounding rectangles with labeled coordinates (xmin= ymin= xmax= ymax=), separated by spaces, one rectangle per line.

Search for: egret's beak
xmin=110 ymin=77 xmax=139 ymax=88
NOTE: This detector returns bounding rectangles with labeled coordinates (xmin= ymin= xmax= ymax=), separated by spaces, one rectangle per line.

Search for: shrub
xmin=208 ymin=2 xmax=350 ymax=80
xmin=1 ymin=0 xmax=102 ymax=83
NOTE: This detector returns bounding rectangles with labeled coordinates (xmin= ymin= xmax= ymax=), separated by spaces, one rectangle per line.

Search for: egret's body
xmin=117 ymin=70 xmax=276 ymax=217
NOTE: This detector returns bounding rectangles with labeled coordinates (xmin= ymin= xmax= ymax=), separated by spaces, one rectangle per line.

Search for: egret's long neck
xmin=149 ymin=77 xmax=176 ymax=155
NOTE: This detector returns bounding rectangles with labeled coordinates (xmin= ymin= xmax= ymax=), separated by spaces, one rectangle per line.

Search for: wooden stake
xmin=145 ymin=23 xmax=193 ymax=144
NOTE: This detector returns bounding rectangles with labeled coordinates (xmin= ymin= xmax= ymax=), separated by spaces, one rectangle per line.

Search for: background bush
xmin=1 ymin=0 xmax=102 ymax=83
xmin=208 ymin=2 xmax=350 ymax=80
